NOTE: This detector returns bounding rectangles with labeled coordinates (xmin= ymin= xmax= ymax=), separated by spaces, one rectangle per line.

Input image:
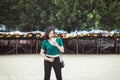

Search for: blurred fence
xmin=0 ymin=37 xmax=120 ymax=54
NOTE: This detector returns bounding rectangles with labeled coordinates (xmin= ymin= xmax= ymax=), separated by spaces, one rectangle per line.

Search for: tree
xmin=0 ymin=0 xmax=120 ymax=31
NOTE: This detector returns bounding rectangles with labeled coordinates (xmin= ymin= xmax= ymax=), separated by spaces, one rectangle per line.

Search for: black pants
xmin=44 ymin=57 xmax=62 ymax=80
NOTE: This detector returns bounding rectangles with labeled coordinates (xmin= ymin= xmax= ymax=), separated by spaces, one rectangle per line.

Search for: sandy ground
xmin=0 ymin=54 xmax=120 ymax=80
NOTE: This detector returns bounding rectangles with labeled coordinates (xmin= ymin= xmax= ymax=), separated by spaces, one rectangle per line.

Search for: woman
xmin=40 ymin=27 xmax=64 ymax=80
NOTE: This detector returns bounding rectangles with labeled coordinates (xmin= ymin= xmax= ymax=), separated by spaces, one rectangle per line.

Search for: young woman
xmin=40 ymin=27 xmax=64 ymax=80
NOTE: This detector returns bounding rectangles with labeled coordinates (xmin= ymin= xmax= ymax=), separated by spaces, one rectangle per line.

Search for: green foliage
xmin=0 ymin=0 xmax=120 ymax=31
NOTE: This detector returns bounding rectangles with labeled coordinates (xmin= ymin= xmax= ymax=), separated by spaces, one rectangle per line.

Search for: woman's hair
xmin=44 ymin=27 xmax=55 ymax=39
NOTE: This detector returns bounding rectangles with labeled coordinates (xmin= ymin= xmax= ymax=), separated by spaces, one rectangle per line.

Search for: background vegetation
xmin=0 ymin=0 xmax=120 ymax=32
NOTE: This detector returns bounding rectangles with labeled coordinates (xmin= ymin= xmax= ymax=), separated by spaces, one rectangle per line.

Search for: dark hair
xmin=44 ymin=27 xmax=55 ymax=39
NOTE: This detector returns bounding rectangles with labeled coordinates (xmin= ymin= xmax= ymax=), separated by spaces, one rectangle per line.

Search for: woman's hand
xmin=40 ymin=49 xmax=54 ymax=62
xmin=52 ymin=41 xmax=58 ymax=47
xmin=52 ymin=41 xmax=64 ymax=53
xmin=46 ymin=57 xmax=54 ymax=62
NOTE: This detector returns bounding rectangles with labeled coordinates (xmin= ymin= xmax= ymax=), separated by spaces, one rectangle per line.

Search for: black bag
xmin=60 ymin=59 xmax=65 ymax=68
xmin=59 ymin=56 xmax=65 ymax=68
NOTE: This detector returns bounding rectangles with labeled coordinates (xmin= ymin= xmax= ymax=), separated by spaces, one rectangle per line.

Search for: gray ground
xmin=0 ymin=54 xmax=120 ymax=80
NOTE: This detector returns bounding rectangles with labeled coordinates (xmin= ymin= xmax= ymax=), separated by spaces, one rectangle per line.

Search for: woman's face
xmin=48 ymin=30 xmax=55 ymax=39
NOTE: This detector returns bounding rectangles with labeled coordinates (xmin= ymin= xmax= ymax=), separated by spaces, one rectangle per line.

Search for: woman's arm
xmin=40 ymin=49 xmax=54 ymax=62
xmin=40 ymin=49 xmax=48 ymax=60
xmin=52 ymin=42 xmax=64 ymax=53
